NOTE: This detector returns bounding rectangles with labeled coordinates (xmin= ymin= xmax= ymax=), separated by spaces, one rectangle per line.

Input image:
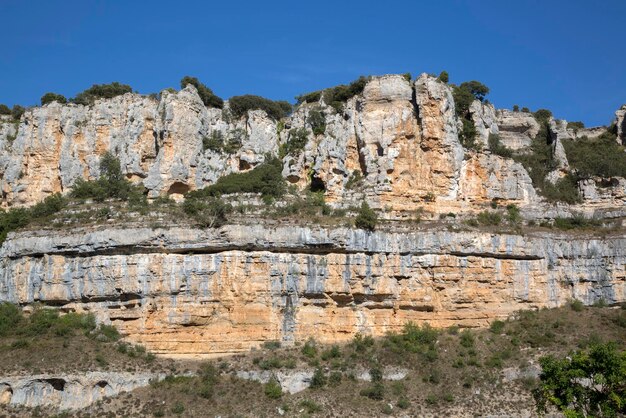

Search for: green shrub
xmin=188 ymin=157 xmax=285 ymax=199
xmin=506 ymin=204 xmax=521 ymax=224
xmin=351 ymin=333 xmax=374 ymax=352
xmin=73 ymin=82 xmax=132 ymax=105
xmin=228 ymin=95 xmax=291 ymax=120
xmin=0 ymin=104 xmax=11 ymax=115
xmin=360 ymin=382 xmax=384 ymax=400
xmin=97 ymin=324 xmax=120 ymax=342
xmin=171 ymin=402 xmax=185 ymax=414
xmin=262 ymin=340 xmax=281 ymax=350
xmin=553 ymin=215 xmax=601 ymax=230
xmin=11 ymin=105 xmax=25 ymax=121
xmin=476 ymin=211 xmax=502 ymax=226
xmin=397 ymin=397 xmax=410 ymax=409
xmin=183 ymin=196 xmax=231 ymax=228
xmin=490 ymin=320 xmax=506 ymax=334
xmin=299 ymin=399 xmax=322 ymax=413
xmin=567 ymin=121 xmax=585 ymax=132
xmin=533 ymin=109 xmax=553 ymax=124
xmin=41 ymin=93 xmax=67 ymax=106
xmin=535 ymin=342 xmax=626 ymax=417
xmin=513 ymin=105 xmax=520 ymax=112
xmin=569 ymin=299 xmax=585 ymax=312
xmin=71 ymin=152 xmax=145 ymax=204
xmin=323 ymin=76 xmax=370 ymax=112
xmin=279 ymin=128 xmax=308 ymax=158
xmin=310 ymin=368 xmax=327 ymax=389
xmin=355 ymin=201 xmax=378 ymax=231
xmin=453 ymin=81 xmax=489 ymax=150
xmin=321 ymin=345 xmax=341 ymax=360
xmin=301 ymin=338 xmax=318 ymax=358
xmin=403 ymin=73 xmax=412 ymax=82
xmin=488 ymin=133 xmax=512 ymax=158
xmin=180 ymin=76 xmax=223 ymax=108
xmin=345 ymin=170 xmax=364 ymax=190
xmin=307 ymin=107 xmax=326 ymax=135
xmin=0 ymin=303 xmax=23 ymax=336
xmin=202 ymin=129 xmax=245 ymax=154
xmin=460 ymin=330 xmax=475 ymax=348
xmin=562 ymin=133 xmax=626 ymax=179
xmin=264 ymin=377 xmax=283 ymax=399
xmin=295 ymin=90 xmax=322 ymax=105
xmin=437 ymin=71 xmax=449 ymax=83
xmin=542 ymin=174 xmax=581 ymax=204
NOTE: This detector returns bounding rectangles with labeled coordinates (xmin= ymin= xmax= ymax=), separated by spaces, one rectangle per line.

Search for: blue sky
xmin=1 ymin=0 xmax=624 ymax=126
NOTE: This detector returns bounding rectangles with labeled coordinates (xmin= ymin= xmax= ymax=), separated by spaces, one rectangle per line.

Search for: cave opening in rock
xmin=310 ymin=175 xmax=326 ymax=193
xmin=167 ymin=182 xmax=190 ymax=196
xmin=44 ymin=378 xmax=66 ymax=391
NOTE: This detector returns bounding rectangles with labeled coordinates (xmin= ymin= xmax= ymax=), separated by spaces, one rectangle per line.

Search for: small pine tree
xmin=437 ymin=71 xmax=449 ymax=83
xmin=355 ymin=202 xmax=378 ymax=231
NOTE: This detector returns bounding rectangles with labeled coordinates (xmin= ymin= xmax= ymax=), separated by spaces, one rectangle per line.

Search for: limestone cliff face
xmin=1 ymin=224 xmax=624 ymax=358
xmin=0 ymin=74 xmax=539 ymax=213
xmin=0 ymin=87 xmax=278 ymax=206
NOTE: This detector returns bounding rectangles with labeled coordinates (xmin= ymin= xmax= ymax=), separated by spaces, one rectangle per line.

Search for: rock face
xmin=1 ymin=224 xmax=624 ymax=358
xmin=495 ymin=110 xmax=539 ymax=150
xmin=616 ymin=104 xmax=626 ymax=144
xmin=0 ymin=74 xmax=540 ymax=213
xmin=470 ymin=100 xmax=499 ymax=149
xmin=0 ymin=372 xmax=161 ymax=410
xmin=0 ymin=86 xmax=278 ymax=206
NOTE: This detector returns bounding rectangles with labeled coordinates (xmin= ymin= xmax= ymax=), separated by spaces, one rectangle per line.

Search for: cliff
xmin=1 ymin=73 xmax=626 ymax=359
xmin=1 ymin=223 xmax=623 ymax=358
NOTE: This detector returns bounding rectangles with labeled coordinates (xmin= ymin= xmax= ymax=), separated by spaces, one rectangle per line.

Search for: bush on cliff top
xmin=452 ymin=80 xmax=490 ymax=150
xmin=180 ymin=76 xmax=224 ymax=109
xmin=228 ymin=95 xmax=291 ymax=120
xmin=41 ymin=92 xmax=68 ymax=106
xmin=296 ymin=76 xmax=370 ymax=111
xmin=0 ymin=104 xmax=11 ymax=115
xmin=72 ymin=82 xmax=133 ymax=105
xmin=562 ymin=133 xmax=626 ymax=179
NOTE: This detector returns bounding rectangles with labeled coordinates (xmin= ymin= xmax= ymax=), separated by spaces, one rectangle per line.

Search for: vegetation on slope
xmin=2 ymin=303 xmax=623 ymax=417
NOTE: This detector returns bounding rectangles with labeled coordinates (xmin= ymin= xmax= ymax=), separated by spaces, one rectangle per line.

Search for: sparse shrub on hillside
xmin=0 ymin=193 xmax=69 ymax=244
xmin=542 ymin=174 xmax=582 ymax=204
xmin=0 ymin=104 xmax=11 ymax=115
xmin=41 ymin=92 xmax=67 ymax=106
xmin=264 ymin=377 xmax=282 ymax=399
xmin=513 ymin=105 xmax=520 ymax=112
xmin=533 ymin=109 xmax=553 ymax=124
xmin=403 ymin=72 xmax=412 ymax=82
xmin=488 ymin=133 xmax=512 ymax=158
xmin=553 ymin=215 xmax=601 ymax=230
xmin=228 ymin=95 xmax=291 ymax=120
xmin=437 ymin=71 xmax=449 ymax=83
xmin=354 ymin=201 xmax=378 ymax=231
xmin=310 ymin=368 xmax=327 ymax=389
xmin=562 ymin=133 xmax=626 ymax=179
xmin=183 ymin=196 xmax=231 ymax=228
xmin=72 ymin=82 xmax=132 ymax=105
xmin=180 ymin=76 xmax=223 ymax=108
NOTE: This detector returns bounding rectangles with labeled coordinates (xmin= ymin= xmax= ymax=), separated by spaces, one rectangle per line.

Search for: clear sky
xmin=1 ymin=0 xmax=624 ymax=126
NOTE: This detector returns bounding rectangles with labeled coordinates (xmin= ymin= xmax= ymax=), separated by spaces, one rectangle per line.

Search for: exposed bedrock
xmin=1 ymin=224 xmax=624 ymax=358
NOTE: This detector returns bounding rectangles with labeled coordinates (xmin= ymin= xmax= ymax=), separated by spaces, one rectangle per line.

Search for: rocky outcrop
xmin=0 ymin=74 xmax=542 ymax=214
xmin=0 ymin=372 xmax=162 ymax=410
xmin=0 ymin=86 xmax=278 ymax=206
xmin=470 ymin=100 xmax=499 ymax=149
xmin=1 ymin=223 xmax=623 ymax=358
xmin=495 ymin=110 xmax=539 ymax=150
xmin=616 ymin=104 xmax=626 ymax=144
